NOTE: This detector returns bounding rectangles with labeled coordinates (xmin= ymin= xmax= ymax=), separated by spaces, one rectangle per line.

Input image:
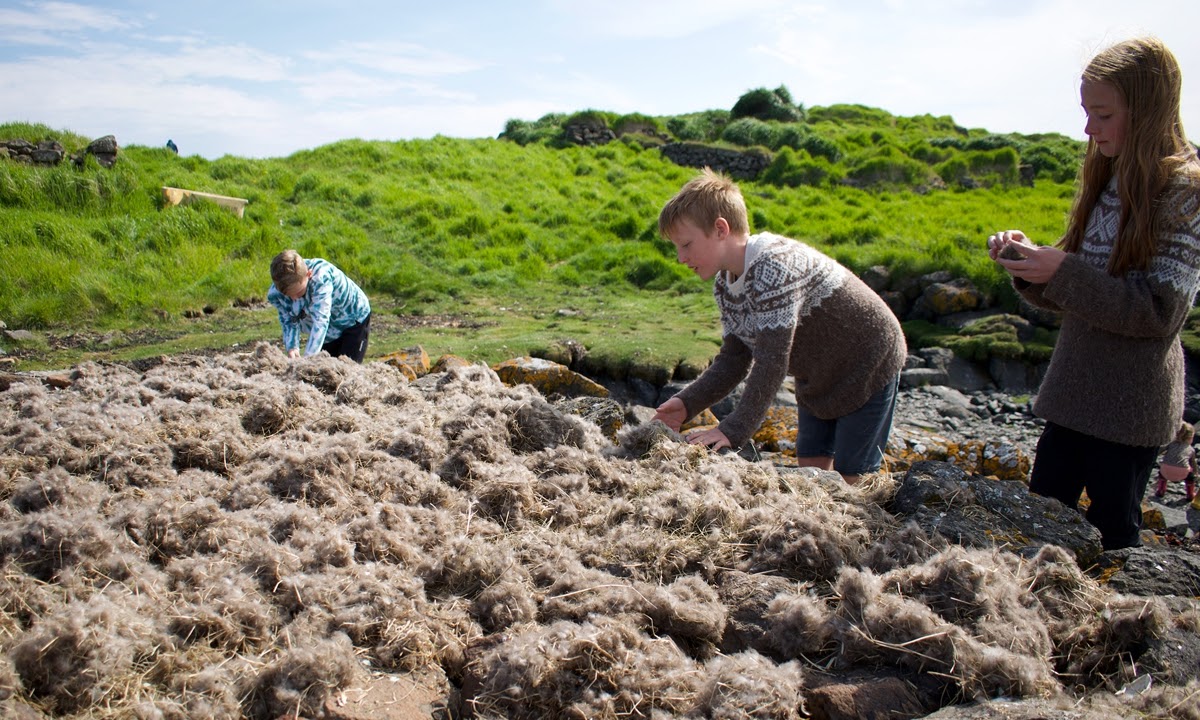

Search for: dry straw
xmin=0 ymin=342 xmax=1195 ymax=718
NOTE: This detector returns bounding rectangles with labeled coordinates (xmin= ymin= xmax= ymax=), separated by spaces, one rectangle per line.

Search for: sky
xmin=2 ymin=0 xmax=1199 ymax=160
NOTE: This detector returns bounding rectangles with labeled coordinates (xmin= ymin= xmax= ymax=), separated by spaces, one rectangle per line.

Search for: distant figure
xmin=1156 ymin=421 xmax=1196 ymax=500
xmin=651 ymin=168 xmax=906 ymax=485
xmin=267 ymin=249 xmax=372 ymax=363
xmin=166 ymin=139 xmax=178 ymax=154
xmin=987 ymin=37 xmax=1200 ymax=550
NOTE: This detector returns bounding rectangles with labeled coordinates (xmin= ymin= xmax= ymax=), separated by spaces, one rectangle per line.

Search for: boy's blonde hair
xmin=658 ymin=168 xmax=749 ymax=239
xmin=270 ymin=249 xmax=308 ymax=292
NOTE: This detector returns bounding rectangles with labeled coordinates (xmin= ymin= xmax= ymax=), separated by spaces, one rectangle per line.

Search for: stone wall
xmin=659 ymin=142 xmax=771 ymax=180
xmin=0 ymin=134 xmax=120 ymax=167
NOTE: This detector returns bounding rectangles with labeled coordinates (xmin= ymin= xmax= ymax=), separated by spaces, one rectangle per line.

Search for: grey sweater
xmin=676 ymin=233 xmax=907 ymax=447
xmin=1017 ymin=172 xmax=1200 ymax=447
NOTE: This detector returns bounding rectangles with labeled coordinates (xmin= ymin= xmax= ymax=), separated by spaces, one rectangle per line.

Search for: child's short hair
xmin=1177 ymin=420 xmax=1195 ymax=444
xmin=270 ymin=249 xmax=308 ymax=292
xmin=658 ymin=167 xmax=749 ymax=239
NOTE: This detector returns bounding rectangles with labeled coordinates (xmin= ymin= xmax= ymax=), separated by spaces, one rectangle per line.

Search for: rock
xmin=430 ymin=354 xmax=472 ymax=373
xmin=887 ymin=426 xmax=1031 ymax=481
xmin=1105 ymin=546 xmax=1200 ymax=597
xmin=3 ymin=329 xmax=34 ymax=342
xmin=912 ymin=278 xmax=979 ymax=316
xmin=900 ymin=367 xmax=949 ymax=389
xmin=322 ymin=666 xmax=456 ymax=720
xmin=751 ymin=405 xmax=797 ymax=452
xmin=659 ymin=142 xmax=771 ymax=180
xmin=31 ymin=140 xmax=64 ymax=165
xmin=538 ymin=338 xmax=587 ymax=367
xmin=889 ymin=461 xmax=1104 ymax=566
xmin=860 ymin=265 xmax=891 ymax=292
xmin=379 ymin=346 xmax=430 ymax=378
xmin=554 ymin=396 xmax=624 ymax=443
xmin=988 ymin=356 xmax=1044 ymax=393
xmin=87 ymin=134 xmax=119 ymax=155
xmin=492 ymin=356 xmax=609 ymax=398
xmin=627 ymin=404 xmax=658 ymax=427
xmin=1136 ymin=596 xmax=1200 ymax=685
xmin=681 ymin=408 xmax=719 ymax=431
xmin=714 ymin=570 xmax=796 ymax=656
xmin=803 ymin=672 xmax=932 ymax=720
xmin=916 ymin=696 xmax=1116 ymax=719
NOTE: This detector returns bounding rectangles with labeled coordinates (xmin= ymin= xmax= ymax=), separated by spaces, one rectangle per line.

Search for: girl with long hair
xmin=987 ymin=37 xmax=1200 ymax=549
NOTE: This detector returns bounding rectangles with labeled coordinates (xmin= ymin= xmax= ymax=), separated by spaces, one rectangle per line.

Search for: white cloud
xmin=0 ymin=0 xmax=130 ymax=34
xmin=542 ymin=0 xmax=785 ymax=39
xmin=4 ymin=0 xmax=1200 ymax=158
xmin=303 ymin=42 xmax=485 ymax=77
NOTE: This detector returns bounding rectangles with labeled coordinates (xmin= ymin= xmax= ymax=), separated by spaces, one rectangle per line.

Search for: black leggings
xmin=1029 ymin=421 xmax=1158 ymax=550
xmin=321 ymin=314 xmax=371 ymax=363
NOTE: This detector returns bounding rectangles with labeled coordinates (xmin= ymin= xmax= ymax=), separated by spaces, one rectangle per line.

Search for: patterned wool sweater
xmin=676 ymin=233 xmax=907 ymax=447
xmin=1016 ymin=172 xmax=1200 ymax=447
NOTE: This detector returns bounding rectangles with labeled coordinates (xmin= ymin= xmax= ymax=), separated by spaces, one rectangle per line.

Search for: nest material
xmin=0 ymin=343 xmax=1194 ymax=718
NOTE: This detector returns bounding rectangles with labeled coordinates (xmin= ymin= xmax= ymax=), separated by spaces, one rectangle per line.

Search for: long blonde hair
xmin=1060 ymin=37 xmax=1197 ymax=274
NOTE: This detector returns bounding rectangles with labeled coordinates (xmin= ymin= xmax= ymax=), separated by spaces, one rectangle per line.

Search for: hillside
xmin=0 ymin=98 xmax=1085 ymax=372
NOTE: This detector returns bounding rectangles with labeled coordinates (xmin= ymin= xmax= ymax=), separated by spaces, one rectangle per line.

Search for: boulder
xmin=1105 ymin=545 xmax=1200 ymax=597
xmin=492 ymin=356 xmax=609 ymax=398
xmin=554 ymin=396 xmax=624 ymax=443
xmin=430 ymin=354 xmax=473 ymax=373
xmin=889 ymin=460 xmax=1103 ymax=566
xmin=379 ymin=346 xmax=430 ymax=378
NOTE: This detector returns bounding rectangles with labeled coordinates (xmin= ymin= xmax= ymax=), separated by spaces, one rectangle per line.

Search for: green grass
xmin=0 ymin=116 xmax=1081 ymax=375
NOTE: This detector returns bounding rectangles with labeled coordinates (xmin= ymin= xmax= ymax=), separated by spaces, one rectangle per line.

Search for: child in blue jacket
xmin=267 ymin=249 xmax=372 ymax=362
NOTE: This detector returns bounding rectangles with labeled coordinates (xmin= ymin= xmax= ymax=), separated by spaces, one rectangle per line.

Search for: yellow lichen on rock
xmin=431 ymin=354 xmax=473 ymax=373
xmin=886 ymin=426 xmax=1031 ymax=482
xmin=752 ymin=406 xmax=796 ymax=454
xmin=492 ymin=356 xmax=609 ymax=398
xmin=380 ymin=346 xmax=431 ymax=378
xmin=681 ymin=408 xmax=719 ymax=432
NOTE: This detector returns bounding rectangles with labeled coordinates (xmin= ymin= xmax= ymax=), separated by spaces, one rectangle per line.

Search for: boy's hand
xmin=287 ymin=348 xmax=301 ymax=359
xmin=685 ymin=427 xmax=732 ymax=452
xmin=652 ymin=397 xmax=688 ymax=431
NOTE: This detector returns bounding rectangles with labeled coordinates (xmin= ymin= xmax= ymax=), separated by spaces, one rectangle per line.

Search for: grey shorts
xmin=793 ymin=374 xmax=899 ymax=475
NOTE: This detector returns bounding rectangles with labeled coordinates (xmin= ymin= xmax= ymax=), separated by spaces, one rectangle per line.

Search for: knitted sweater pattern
xmin=677 ymin=233 xmax=906 ymax=446
xmin=1021 ymin=173 xmax=1200 ymax=446
xmin=716 ymin=233 xmax=847 ymax=344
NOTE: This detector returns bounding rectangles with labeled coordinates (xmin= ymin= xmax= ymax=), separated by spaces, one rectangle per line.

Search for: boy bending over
xmin=652 ymin=169 xmax=907 ymax=483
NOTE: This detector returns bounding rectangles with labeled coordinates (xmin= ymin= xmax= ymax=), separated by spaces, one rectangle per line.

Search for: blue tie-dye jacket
xmin=267 ymin=258 xmax=371 ymax=356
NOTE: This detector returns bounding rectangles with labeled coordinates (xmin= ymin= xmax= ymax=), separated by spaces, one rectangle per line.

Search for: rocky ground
xmin=888 ymin=384 xmax=1200 ymax=546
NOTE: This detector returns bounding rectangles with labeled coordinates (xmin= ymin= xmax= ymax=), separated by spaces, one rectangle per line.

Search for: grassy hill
xmin=0 ymin=98 xmax=1087 ymax=374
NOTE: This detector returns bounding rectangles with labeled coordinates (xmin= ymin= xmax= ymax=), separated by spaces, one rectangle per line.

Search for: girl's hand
xmin=987 ymin=230 xmax=1066 ymax=284
xmin=652 ymin=397 xmax=687 ymax=431
xmin=987 ymin=229 xmax=1029 ymax=260
xmin=287 ymin=348 xmax=301 ymax=359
